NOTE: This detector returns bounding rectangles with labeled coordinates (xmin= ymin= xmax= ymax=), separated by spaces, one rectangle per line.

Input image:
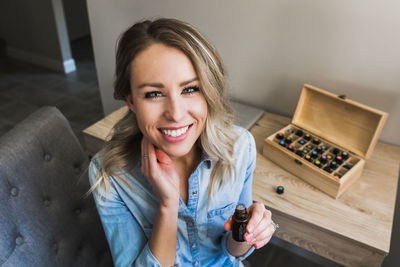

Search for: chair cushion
xmin=0 ymin=106 xmax=113 ymax=267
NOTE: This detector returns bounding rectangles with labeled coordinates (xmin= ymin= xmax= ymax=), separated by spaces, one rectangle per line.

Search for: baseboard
xmin=6 ymin=46 xmax=76 ymax=74
xmin=63 ymin=59 xmax=76 ymax=73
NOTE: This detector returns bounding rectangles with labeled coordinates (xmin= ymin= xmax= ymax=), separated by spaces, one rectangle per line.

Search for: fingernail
xmin=248 ymin=225 xmax=253 ymax=232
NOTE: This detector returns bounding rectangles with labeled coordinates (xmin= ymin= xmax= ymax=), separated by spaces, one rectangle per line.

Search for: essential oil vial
xmin=276 ymin=132 xmax=284 ymax=140
xmin=232 ymin=204 xmax=250 ymax=242
xmin=295 ymin=130 xmax=303 ymax=137
xmin=287 ymin=144 xmax=294 ymax=152
xmin=298 ymin=139 xmax=306 ymax=145
xmin=312 ymin=137 xmax=320 ymax=145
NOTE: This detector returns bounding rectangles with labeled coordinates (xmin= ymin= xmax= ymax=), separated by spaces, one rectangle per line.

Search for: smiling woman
xmin=88 ymin=18 xmax=276 ymax=267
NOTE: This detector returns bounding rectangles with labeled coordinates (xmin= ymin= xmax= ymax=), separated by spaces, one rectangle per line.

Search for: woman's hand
xmin=141 ymin=137 xmax=180 ymax=208
xmin=224 ymin=202 xmax=276 ymax=249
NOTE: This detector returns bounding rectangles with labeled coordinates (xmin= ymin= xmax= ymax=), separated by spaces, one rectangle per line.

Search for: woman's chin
xmin=164 ymin=149 xmax=192 ymax=160
xmin=157 ymin=145 xmax=195 ymax=160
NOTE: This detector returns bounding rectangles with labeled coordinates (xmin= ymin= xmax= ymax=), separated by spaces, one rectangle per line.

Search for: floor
xmin=1 ymin=37 xmax=398 ymax=267
xmin=0 ymin=37 xmax=104 ymax=146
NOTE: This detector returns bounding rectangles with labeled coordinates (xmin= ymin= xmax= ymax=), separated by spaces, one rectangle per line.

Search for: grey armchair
xmin=0 ymin=106 xmax=113 ymax=267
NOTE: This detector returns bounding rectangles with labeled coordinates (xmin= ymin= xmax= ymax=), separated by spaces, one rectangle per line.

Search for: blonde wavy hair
xmin=91 ymin=18 xmax=238 ymax=201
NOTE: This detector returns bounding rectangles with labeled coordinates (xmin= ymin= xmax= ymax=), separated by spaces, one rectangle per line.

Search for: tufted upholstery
xmin=0 ymin=107 xmax=113 ymax=267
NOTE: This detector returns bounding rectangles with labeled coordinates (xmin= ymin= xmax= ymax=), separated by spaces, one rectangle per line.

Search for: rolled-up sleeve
xmin=88 ymin=159 xmax=161 ymax=267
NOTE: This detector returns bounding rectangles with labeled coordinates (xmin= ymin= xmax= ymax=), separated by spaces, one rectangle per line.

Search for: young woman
xmin=89 ymin=18 xmax=277 ymax=267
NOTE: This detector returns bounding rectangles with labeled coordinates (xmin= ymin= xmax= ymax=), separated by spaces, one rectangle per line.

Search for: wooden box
xmin=263 ymin=84 xmax=388 ymax=198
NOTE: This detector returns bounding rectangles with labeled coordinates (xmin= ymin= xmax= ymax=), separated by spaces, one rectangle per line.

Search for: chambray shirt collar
xmin=200 ymin=151 xmax=213 ymax=169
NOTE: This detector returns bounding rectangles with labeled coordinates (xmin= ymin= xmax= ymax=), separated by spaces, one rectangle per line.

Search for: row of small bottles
xmin=275 ymin=128 xmax=356 ymax=178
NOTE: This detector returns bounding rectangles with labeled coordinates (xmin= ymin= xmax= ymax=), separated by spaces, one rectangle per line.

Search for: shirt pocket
xmin=143 ymin=227 xmax=180 ymax=250
xmin=207 ymin=202 xmax=236 ymax=238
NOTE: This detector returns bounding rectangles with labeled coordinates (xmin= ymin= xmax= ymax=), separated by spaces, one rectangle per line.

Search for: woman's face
xmin=127 ymin=43 xmax=208 ymax=159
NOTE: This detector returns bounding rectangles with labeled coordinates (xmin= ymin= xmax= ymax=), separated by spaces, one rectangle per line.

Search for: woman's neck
xmin=171 ymin=144 xmax=202 ymax=178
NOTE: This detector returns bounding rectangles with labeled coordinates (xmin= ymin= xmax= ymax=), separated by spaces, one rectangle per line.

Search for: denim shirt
xmin=89 ymin=126 xmax=256 ymax=267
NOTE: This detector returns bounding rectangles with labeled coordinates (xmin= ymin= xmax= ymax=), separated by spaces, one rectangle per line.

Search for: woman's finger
xmin=155 ymin=148 xmax=172 ymax=164
xmin=252 ymin=221 xmax=274 ymax=243
xmin=141 ymin=137 xmax=148 ymax=176
xmin=147 ymin=139 xmax=159 ymax=177
xmin=246 ymin=203 xmax=268 ymax=233
xmin=224 ymin=216 xmax=232 ymax=231
xmin=250 ymin=209 xmax=271 ymax=237
xmin=254 ymin=234 xmax=273 ymax=249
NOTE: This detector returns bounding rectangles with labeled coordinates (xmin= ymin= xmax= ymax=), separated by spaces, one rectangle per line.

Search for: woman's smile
xmin=159 ymin=124 xmax=193 ymax=143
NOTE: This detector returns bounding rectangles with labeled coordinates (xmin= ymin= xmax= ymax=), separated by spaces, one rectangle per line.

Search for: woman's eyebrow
xmin=137 ymin=77 xmax=198 ymax=90
xmin=180 ymin=77 xmax=198 ymax=86
xmin=137 ymin=82 xmax=163 ymax=89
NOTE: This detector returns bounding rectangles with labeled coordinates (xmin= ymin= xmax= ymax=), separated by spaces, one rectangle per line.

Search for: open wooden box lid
xmin=292 ymin=84 xmax=388 ymax=159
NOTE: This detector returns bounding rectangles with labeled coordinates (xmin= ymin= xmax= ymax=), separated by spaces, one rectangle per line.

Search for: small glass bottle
xmin=285 ymin=136 xmax=292 ymax=144
xmin=232 ymin=204 xmax=250 ymax=242
xmin=335 ymin=155 xmax=343 ymax=165
xmin=287 ymin=144 xmax=294 ymax=152
xmin=298 ymin=139 xmax=306 ymax=145
xmin=312 ymin=137 xmax=320 ymax=145
xmin=311 ymin=150 xmax=318 ymax=158
xmin=330 ymin=161 xmax=338 ymax=170
xmin=276 ymin=132 xmax=284 ymax=140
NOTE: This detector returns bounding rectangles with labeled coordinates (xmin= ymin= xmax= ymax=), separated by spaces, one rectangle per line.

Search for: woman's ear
xmin=126 ymin=94 xmax=136 ymax=113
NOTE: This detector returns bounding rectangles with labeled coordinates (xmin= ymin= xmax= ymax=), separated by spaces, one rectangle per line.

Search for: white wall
xmin=87 ymin=0 xmax=400 ymax=145
xmin=0 ymin=0 xmax=76 ymax=73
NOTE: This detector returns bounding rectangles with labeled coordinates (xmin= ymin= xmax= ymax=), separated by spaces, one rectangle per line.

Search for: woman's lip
xmin=160 ymin=124 xmax=192 ymax=143
xmin=159 ymin=124 xmax=192 ymax=130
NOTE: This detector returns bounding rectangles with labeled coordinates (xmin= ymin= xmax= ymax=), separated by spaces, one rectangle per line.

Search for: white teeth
xmin=162 ymin=126 xmax=189 ymax=137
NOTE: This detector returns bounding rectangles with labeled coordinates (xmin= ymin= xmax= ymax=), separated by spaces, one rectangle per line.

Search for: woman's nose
xmin=165 ymin=96 xmax=184 ymax=122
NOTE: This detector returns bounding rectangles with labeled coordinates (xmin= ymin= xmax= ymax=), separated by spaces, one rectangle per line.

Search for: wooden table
xmin=83 ymin=106 xmax=400 ymax=267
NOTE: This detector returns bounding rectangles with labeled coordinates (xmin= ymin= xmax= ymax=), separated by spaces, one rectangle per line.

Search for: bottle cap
xmin=276 ymin=186 xmax=284 ymax=194
xmin=236 ymin=203 xmax=246 ymax=211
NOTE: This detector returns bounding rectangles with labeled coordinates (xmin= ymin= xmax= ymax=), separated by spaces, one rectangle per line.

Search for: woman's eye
xmin=182 ymin=86 xmax=200 ymax=95
xmin=145 ymin=91 xmax=163 ymax=98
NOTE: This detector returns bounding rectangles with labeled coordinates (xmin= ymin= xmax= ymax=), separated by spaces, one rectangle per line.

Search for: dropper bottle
xmin=232 ymin=204 xmax=250 ymax=242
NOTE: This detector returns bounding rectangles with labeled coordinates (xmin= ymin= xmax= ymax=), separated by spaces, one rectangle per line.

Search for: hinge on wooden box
xmin=338 ymin=94 xmax=347 ymax=99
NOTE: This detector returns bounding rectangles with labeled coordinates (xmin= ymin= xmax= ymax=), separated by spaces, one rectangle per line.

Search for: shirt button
xmin=15 ymin=236 xmax=24 ymax=246
xmin=192 ymin=243 xmax=196 ymax=248
xmin=192 ymin=190 xmax=197 ymax=195
xmin=194 ymin=261 xmax=198 ymax=266
xmin=44 ymin=154 xmax=51 ymax=161
xmin=11 ymin=187 xmax=19 ymax=196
